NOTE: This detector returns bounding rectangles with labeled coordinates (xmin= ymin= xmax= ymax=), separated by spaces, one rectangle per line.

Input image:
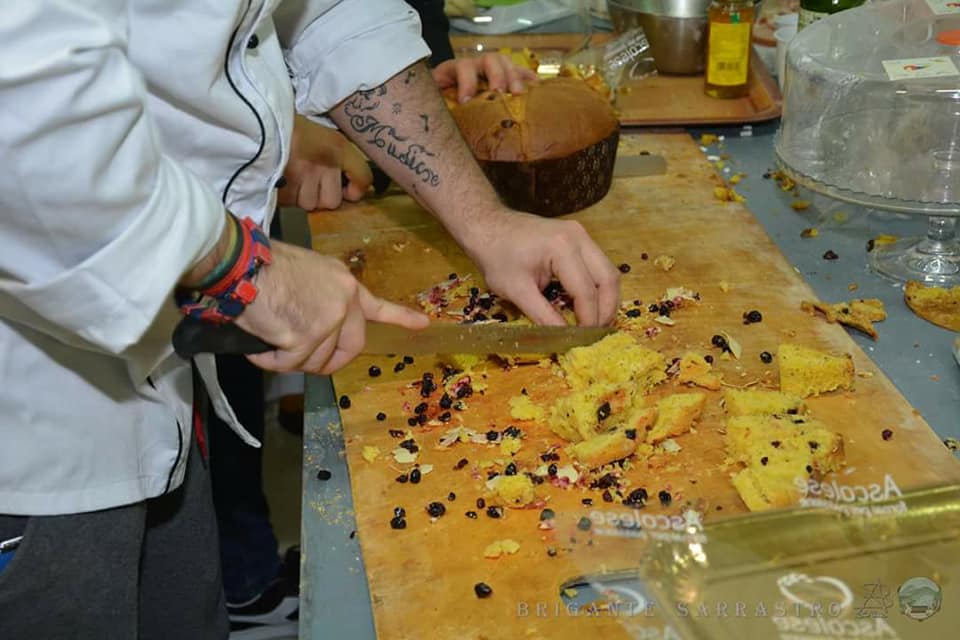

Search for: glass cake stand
xmin=775 ymin=0 xmax=960 ymax=285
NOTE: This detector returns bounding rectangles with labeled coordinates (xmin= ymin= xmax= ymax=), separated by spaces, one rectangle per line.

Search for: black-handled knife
xmin=173 ymin=317 xmax=274 ymax=359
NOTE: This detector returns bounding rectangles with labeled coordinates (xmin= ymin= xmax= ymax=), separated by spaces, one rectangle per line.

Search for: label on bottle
xmin=707 ymin=22 xmax=752 ymax=87
xmin=798 ymin=8 xmax=828 ymax=30
xmin=926 ymin=0 xmax=960 ymax=14
xmin=882 ymin=57 xmax=960 ymax=81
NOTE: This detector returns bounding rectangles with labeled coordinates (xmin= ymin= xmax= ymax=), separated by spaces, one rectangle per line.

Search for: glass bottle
xmin=705 ymin=0 xmax=756 ymax=99
xmin=799 ymin=0 xmax=866 ymax=31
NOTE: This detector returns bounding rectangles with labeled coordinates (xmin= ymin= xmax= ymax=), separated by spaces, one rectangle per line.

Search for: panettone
xmin=450 ymin=77 xmax=620 ymax=216
xmin=778 ymin=343 xmax=855 ymax=398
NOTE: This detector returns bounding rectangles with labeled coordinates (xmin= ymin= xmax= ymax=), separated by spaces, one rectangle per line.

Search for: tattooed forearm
xmin=420 ymin=114 xmax=430 ymax=132
xmin=342 ymin=88 xmax=441 ymax=187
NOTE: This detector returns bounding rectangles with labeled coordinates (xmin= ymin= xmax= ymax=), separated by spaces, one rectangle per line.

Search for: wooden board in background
xmin=449 ymin=34 xmax=782 ymax=127
xmin=308 ymin=133 xmax=960 ymax=640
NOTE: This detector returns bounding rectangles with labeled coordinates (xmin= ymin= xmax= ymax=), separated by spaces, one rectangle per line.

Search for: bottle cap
xmin=936 ymin=29 xmax=960 ymax=46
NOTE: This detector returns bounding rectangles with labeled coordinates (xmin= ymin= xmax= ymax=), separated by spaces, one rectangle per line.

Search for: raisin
xmin=456 ymin=384 xmax=473 ymax=399
xmin=485 ymin=430 xmax=499 ymax=442
xmin=624 ymin=429 xmax=637 ymax=440
xmin=476 ymin=498 xmax=486 ymax=509
xmin=448 ymin=272 xmax=458 ymax=280
xmin=465 ymin=511 xmax=478 ymax=519
xmin=454 ymin=458 xmax=469 ymax=470
xmin=394 ymin=506 xmax=406 ymax=518
xmin=414 ymin=402 xmax=428 ymax=415
xmin=760 ymin=456 xmax=769 ymax=466
xmin=866 ymin=238 xmax=876 ymax=253
xmin=540 ymin=452 xmax=560 ymax=462
xmin=743 ymin=310 xmax=763 ymax=324
xmin=368 ymin=365 xmax=381 ymax=377
xmin=399 ymin=439 xmax=419 ymax=453
xmin=704 ymin=354 xmax=714 ymax=364
xmin=409 ymin=468 xmax=421 ymax=484
xmin=503 ymin=425 xmax=522 ymax=438
xmin=882 ymin=429 xmax=893 ymax=441
xmin=504 ymin=463 xmax=517 ymax=476
xmin=407 ymin=417 xmax=417 ymax=427
xmin=602 ymin=490 xmax=614 ymax=503
xmin=439 ymin=393 xmax=453 ymax=409
xmin=388 ymin=429 xmax=404 ymax=438
xmin=492 ymin=312 xmax=508 ymax=322
xmin=711 ymin=334 xmax=728 ymax=349
xmin=597 ymin=401 xmax=611 ymax=422
xmin=539 ymin=508 xmax=555 ymax=521
xmin=486 ymin=506 xmax=503 ymax=519
xmin=771 ymin=440 xmax=781 ymax=448
xmin=338 ymin=395 xmax=351 ymax=409
xmin=760 ymin=351 xmax=773 ymax=364
xmin=500 ymin=118 xmax=514 ymax=128
xmin=626 ymin=308 xmax=642 ymax=318
xmin=658 ymin=490 xmax=672 ymax=506
xmin=786 ymin=408 xmax=799 ymax=415
xmin=546 ymin=548 xmax=558 ymax=557
xmin=416 ymin=413 xmax=428 ymax=426
xmin=394 ymin=362 xmax=405 ymax=373
xmin=403 ymin=355 xmax=414 ymax=364
xmin=378 ymin=413 xmax=388 ymax=422
xmin=390 ymin=517 xmax=406 ymax=530
xmin=618 ymin=263 xmax=631 ymax=273
xmin=547 ymin=463 xmax=558 ymax=476
xmin=595 ymin=473 xmax=616 ymax=489
xmin=395 ymin=474 xmax=409 ymax=484
xmin=648 ymin=304 xmax=659 ymax=313
xmin=581 ymin=498 xmax=593 ymax=506
xmin=823 ymin=250 xmax=839 ymax=260
xmin=808 ymin=441 xmax=819 ymax=450
xmin=316 ymin=469 xmax=332 ymax=481
xmin=474 ymin=582 xmax=493 ymax=598
xmin=447 ymin=492 xmax=456 ymax=501
xmin=577 ymin=517 xmax=592 ymax=531
xmin=623 ymin=488 xmax=647 ymax=507
xmin=805 ymin=464 xmax=814 ymax=473
xmin=426 ymin=502 xmax=446 ymax=518
xmin=641 ymin=252 xmax=649 ymax=260
xmin=439 ymin=411 xmax=452 ymax=423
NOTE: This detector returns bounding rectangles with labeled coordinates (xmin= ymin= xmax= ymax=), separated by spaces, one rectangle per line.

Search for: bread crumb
xmin=654 ymin=255 xmax=676 ymax=271
xmin=719 ymin=280 xmax=731 ymax=293
xmin=361 ymin=445 xmax=381 ymax=463
xmin=800 ymin=227 xmax=818 ymax=238
xmin=791 ymin=200 xmax=811 ymax=211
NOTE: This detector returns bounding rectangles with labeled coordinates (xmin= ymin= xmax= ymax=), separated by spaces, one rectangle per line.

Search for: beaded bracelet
xmin=176 ymin=216 xmax=272 ymax=324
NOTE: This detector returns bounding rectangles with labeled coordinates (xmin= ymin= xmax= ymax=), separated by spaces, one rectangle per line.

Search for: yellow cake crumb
xmin=677 ymin=352 xmax=722 ymax=390
xmin=778 ymin=343 xmax=855 ymax=397
xmin=648 ymin=393 xmax=706 ymax=443
xmin=499 ymin=437 xmax=522 ymax=457
xmin=568 ymin=429 xmax=639 ymax=468
xmin=653 ymin=254 xmax=676 ymax=271
xmin=492 ymin=474 xmax=536 ymax=508
xmin=723 ymin=389 xmax=805 ymax=417
xmin=559 ymin=333 xmax=666 ymax=392
xmin=483 ymin=538 xmax=521 ymax=559
xmin=732 ymin=463 xmax=809 ymax=511
xmin=361 ymin=445 xmax=381 ymax=463
xmin=509 ymin=395 xmax=545 ymax=422
xmin=438 ymin=353 xmax=485 ymax=371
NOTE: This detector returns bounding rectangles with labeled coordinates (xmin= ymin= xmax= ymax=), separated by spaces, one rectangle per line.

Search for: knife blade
xmin=612 ymin=153 xmax=667 ymax=178
xmin=172 ymin=317 xmax=612 ymax=359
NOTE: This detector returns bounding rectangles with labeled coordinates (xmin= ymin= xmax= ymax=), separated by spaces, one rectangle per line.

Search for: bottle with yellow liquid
xmin=705 ymin=0 xmax=756 ymax=99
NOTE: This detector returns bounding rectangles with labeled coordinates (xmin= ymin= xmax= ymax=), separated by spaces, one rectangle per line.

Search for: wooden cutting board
xmin=308 ymin=133 xmax=960 ymax=640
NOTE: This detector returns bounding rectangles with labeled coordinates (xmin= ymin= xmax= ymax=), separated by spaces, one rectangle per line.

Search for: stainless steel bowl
xmin=607 ymin=0 xmax=711 ymax=75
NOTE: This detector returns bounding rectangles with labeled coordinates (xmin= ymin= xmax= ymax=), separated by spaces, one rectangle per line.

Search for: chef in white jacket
xmin=0 ymin=1 xmax=620 ymax=638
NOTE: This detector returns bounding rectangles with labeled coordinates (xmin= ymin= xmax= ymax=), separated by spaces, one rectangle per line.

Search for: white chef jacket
xmin=0 ymin=0 xmax=430 ymax=515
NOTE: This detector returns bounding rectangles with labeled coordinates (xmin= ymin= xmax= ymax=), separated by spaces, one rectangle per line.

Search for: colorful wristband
xmin=176 ymin=216 xmax=272 ymax=324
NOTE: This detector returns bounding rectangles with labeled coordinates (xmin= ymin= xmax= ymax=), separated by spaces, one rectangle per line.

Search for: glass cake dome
xmin=775 ymin=0 xmax=960 ymax=284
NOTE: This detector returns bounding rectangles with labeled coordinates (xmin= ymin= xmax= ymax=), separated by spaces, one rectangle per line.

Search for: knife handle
xmin=172 ymin=317 xmax=276 ymax=359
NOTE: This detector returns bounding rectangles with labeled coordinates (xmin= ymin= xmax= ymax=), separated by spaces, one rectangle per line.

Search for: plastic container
xmin=774 ymin=23 xmax=797 ymax=88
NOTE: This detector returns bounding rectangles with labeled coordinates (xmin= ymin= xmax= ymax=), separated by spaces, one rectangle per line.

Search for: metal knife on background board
xmin=172 ymin=316 xmax=613 ymax=360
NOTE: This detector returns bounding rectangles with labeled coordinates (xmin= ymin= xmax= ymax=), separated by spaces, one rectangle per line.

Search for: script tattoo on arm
xmin=342 ymin=85 xmax=441 ymax=187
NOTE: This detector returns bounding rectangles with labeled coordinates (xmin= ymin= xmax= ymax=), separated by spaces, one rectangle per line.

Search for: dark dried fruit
xmin=426 ymin=502 xmax=446 ymax=518
xmin=760 ymin=351 xmax=773 ymax=364
xmin=866 ymin=238 xmax=876 ymax=253
xmin=378 ymin=413 xmax=389 ymax=422
xmin=486 ymin=471 xmax=499 ymax=480
xmin=623 ymin=487 xmax=648 ymax=507
xmin=439 ymin=393 xmax=453 ymax=409
xmin=368 ymin=365 xmax=381 ymax=377
xmin=476 ymin=497 xmax=486 ymax=509
xmin=388 ymin=429 xmax=404 ymax=438
xmin=547 ymin=463 xmax=558 ymax=476
xmin=503 ymin=425 xmax=522 ymax=438
xmin=546 ymin=548 xmax=558 ymax=557
xmin=465 ymin=511 xmax=478 ymax=519
xmin=581 ymin=498 xmax=593 ymax=506
xmin=456 ymin=384 xmax=473 ymax=399
xmin=771 ymin=440 xmax=781 ymax=448
xmin=641 ymin=252 xmax=649 ymax=260
xmin=414 ymin=402 xmax=428 ymax=415
xmin=399 ymin=438 xmax=419 ymax=453
xmin=390 ymin=516 xmax=406 ymax=530
xmin=338 ymin=395 xmax=351 ymax=409
xmin=394 ymin=362 xmax=406 ymax=373
xmin=539 ymin=508 xmax=555 ymax=521
xmin=882 ymin=429 xmax=893 ymax=441
xmin=624 ymin=429 xmax=637 ymax=440
xmin=504 ymin=463 xmax=518 ymax=476
xmin=409 ymin=468 xmax=421 ymax=484
xmin=439 ymin=411 xmax=452 ymax=423
xmin=760 ymin=456 xmax=769 ymax=466
xmin=597 ymin=401 xmax=611 ymax=422
xmin=416 ymin=413 xmax=428 ymax=426
xmin=403 ymin=355 xmax=414 ymax=364
xmin=407 ymin=417 xmax=418 ymax=427
xmin=501 ymin=118 xmax=514 ymax=128
xmin=658 ymin=490 xmax=672 ymax=506
xmin=447 ymin=492 xmax=456 ymax=501
xmin=602 ymin=490 xmax=614 ymax=503
xmin=486 ymin=506 xmax=503 ymax=519
xmin=743 ymin=310 xmax=763 ymax=324
xmin=454 ymin=458 xmax=469 ymax=470
xmin=618 ymin=263 xmax=631 ymax=273
xmin=808 ymin=441 xmax=819 ymax=450
xmin=396 ymin=474 xmax=409 ymax=483
xmin=711 ymin=334 xmax=728 ymax=349
xmin=806 ymin=464 xmax=814 ymax=473
xmin=474 ymin=582 xmax=493 ymax=599
xmin=595 ymin=473 xmax=617 ymax=489
xmin=540 ymin=451 xmax=560 ymax=462
xmin=577 ymin=517 xmax=592 ymax=531
xmin=485 ymin=430 xmax=499 ymax=442
xmin=823 ymin=250 xmax=839 ymax=260
xmin=394 ymin=506 xmax=406 ymax=518
xmin=625 ymin=308 xmax=642 ymax=318
xmin=704 ymin=354 xmax=714 ymax=364
xmin=316 ymin=469 xmax=332 ymax=481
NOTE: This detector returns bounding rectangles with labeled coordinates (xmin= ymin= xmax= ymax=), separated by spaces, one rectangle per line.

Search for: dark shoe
xmin=227 ymin=574 xmax=298 ymax=640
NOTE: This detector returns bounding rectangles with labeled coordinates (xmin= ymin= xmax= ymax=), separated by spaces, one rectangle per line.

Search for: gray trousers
xmin=0 ymin=438 xmax=229 ymax=640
